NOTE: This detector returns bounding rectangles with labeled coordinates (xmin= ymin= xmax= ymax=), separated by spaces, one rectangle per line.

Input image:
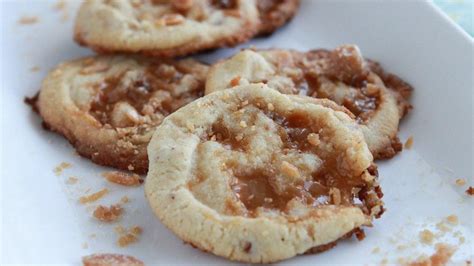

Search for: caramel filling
xmin=89 ymin=63 xmax=204 ymax=127
xmin=198 ymin=107 xmax=376 ymax=216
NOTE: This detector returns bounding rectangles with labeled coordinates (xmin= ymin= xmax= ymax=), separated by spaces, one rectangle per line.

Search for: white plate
xmin=1 ymin=0 xmax=473 ymax=265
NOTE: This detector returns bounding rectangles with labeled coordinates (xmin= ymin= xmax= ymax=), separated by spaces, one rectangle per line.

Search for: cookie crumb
xmin=117 ymin=226 xmax=142 ymax=247
xmin=93 ymin=204 xmax=123 ymax=222
xmin=79 ymin=189 xmax=109 ymax=204
xmin=455 ymin=178 xmax=466 ymax=186
xmin=54 ymin=162 xmax=71 ymax=175
xmin=406 ymin=243 xmax=456 ymax=266
xmin=66 ymin=176 xmax=78 ymax=185
xmin=30 ymin=66 xmax=40 ymax=72
xmin=404 ymin=136 xmax=414 ymax=149
xmin=466 ymin=186 xmax=474 ymax=196
xmin=103 ymin=171 xmax=143 ymax=186
xmin=82 ymin=253 xmax=144 ymax=266
xmin=53 ymin=0 xmax=66 ymax=10
xmin=82 ymin=242 xmax=88 ymax=249
xmin=419 ymin=229 xmax=435 ymax=245
xmin=446 ymin=215 xmax=458 ymax=225
xmin=18 ymin=16 xmax=38 ymax=25
xmin=372 ymin=247 xmax=380 ymax=253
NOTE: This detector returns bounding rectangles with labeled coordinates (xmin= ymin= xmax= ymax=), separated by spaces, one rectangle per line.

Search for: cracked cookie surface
xmin=35 ymin=55 xmax=208 ymax=173
xmin=74 ymin=0 xmax=260 ymax=57
xmin=205 ymin=45 xmax=412 ymax=159
xmin=145 ymin=85 xmax=384 ymax=263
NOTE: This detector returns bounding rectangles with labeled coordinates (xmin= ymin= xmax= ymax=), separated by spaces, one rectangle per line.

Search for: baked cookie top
xmin=145 ymin=85 xmax=384 ymax=263
xmin=257 ymin=0 xmax=300 ymax=35
xmin=37 ymin=55 xmax=208 ymax=173
xmin=206 ymin=45 xmax=412 ymax=159
xmin=74 ymin=0 xmax=260 ymax=57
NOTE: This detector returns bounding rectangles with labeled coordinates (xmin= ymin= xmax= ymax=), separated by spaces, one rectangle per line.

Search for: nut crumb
xmin=79 ymin=189 xmax=109 ymax=204
xmin=466 ymin=186 xmax=474 ymax=196
xmin=419 ymin=229 xmax=434 ymax=245
xmin=405 ymin=136 xmax=414 ymax=149
xmin=18 ymin=16 xmax=38 ymax=25
xmin=80 ymin=61 xmax=109 ymax=75
xmin=155 ymin=14 xmax=184 ymax=26
xmin=281 ymin=161 xmax=300 ymax=179
xmin=267 ymin=103 xmax=274 ymax=111
xmin=66 ymin=176 xmax=78 ymax=185
xmin=54 ymin=162 xmax=71 ymax=175
xmin=230 ymin=76 xmax=241 ymax=87
xmin=307 ymin=133 xmax=320 ymax=146
xmin=455 ymin=178 xmax=466 ymax=186
xmin=239 ymin=121 xmax=247 ymax=128
xmin=103 ymin=171 xmax=143 ymax=186
xmin=82 ymin=253 xmax=144 ymax=266
xmin=93 ymin=204 xmax=123 ymax=222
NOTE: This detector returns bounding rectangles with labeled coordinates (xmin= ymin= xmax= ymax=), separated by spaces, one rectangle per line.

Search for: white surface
xmin=1 ymin=0 xmax=473 ymax=265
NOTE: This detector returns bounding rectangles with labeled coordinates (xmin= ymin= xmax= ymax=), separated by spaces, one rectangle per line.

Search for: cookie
xmin=257 ymin=0 xmax=300 ymax=35
xmin=205 ymin=45 xmax=412 ymax=159
xmin=34 ymin=55 xmax=208 ymax=174
xmin=74 ymin=0 xmax=260 ymax=57
xmin=145 ymin=85 xmax=384 ymax=263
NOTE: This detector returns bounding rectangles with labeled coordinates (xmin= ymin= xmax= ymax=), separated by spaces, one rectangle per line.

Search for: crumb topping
xmin=86 ymin=60 xmax=205 ymax=129
xmin=189 ymin=100 xmax=383 ymax=218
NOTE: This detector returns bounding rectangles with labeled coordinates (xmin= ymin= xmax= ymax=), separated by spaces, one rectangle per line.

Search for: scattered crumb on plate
xmin=66 ymin=176 xmax=78 ymax=185
xmin=466 ymin=186 xmax=474 ymax=196
xmin=117 ymin=226 xmax=142 ymax=247
xmin=102 ymin=171 xmax=143 ymax=186
xmin=405 ymin=243 xmax=456 ymax=266
xmin=18 ymin=16 xmax=38 ymax=25
xmin=445 ymin=215 xmax=458 ymax=225
xmin=120 ymin=196 xmax=130 ymax=204
xmin=93 ymin=204 xmax=123 ymax=222
xmin=82 ymin=242 xmax=88 ymax=249
xmin=54 ymin=162 xmax=71 ymax=175
xmin=82 ymin=253 xmax=144 ymax=266
xmin=455 ymin=178 xmax=466 ymax=186
xmin=79 ymin=188 xmax=109 ymax=204
xmin=30 ymin=66 xmax=40 ymax=72
xmin=405 ymin=136 xmax=414 ymax=149
xmin=419 ymin=229 xmax=434 ymax=245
